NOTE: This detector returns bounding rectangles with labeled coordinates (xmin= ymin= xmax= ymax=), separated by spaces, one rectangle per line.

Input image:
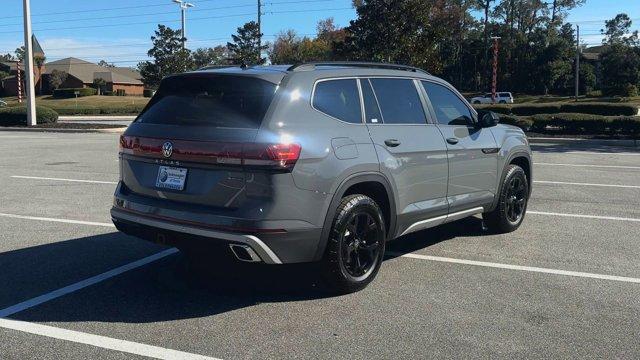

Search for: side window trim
xmin=420 ymin=80 xmax=478 ymax=127
xmin=311 ymin=77 xmax=365 ymax=125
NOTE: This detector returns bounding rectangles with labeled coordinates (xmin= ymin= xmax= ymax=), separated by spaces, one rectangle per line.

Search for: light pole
xmin=23 ymin=0 xmax=37 ymax=126
xmin=172 ymin=0 xmax=195 ymax=49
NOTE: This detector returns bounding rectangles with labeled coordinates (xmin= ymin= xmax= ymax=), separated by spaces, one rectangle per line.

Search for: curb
xmin=528 ymin=136 xmax=640 ymax=147
xmin=58 ymin=115 xmax=136 ymax=121
xmin=0 ymin=127 xmax=127 ymax=134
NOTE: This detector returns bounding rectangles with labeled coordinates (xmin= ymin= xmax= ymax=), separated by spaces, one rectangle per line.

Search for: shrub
xmin=53 ymin=87 xmax=97 ymax=98
xmin=473 ymin=102 xmax=639 ymax=116
xmin=498 ymin=114 xmax=533 ymax=130
xmin=115 ymin=89 xmax=126 ymax=96
xmin=623 ymin=84 xmax=639 ymax=97
xmin=558 ymin=103 xmax=638 ymax=116
xmin=510 ymin=113 xmax=640 ymax=135
xmin=0 ymin=105 xmax=59 ymax=126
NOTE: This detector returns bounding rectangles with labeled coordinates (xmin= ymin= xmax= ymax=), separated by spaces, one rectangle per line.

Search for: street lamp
xmin=172 ymin=0 xmax=195 ymax=49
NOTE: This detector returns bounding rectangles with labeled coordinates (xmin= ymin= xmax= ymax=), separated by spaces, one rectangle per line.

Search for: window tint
xmin=312 ymin=79 xmax=362 ymax=124
xmin=137 ymin=75 xmax=276 ymax=128
xmin=360 ymin=79 xmax=383 ymax=124
xmin=369 ymin=78 xmax=426 ymax=124
xmin=499 ymin=92 xmax=511 ymax=97
xmin=422 ymin=81 xmax=474 ymax=126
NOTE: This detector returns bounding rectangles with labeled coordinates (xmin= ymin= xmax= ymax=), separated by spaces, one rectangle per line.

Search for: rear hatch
xmin=119 ymin=72 xmax=297 ymax=209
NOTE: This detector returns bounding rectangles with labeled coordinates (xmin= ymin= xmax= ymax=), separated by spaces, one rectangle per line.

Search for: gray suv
xmin=111 ymin=62 xmax=532 ymax=293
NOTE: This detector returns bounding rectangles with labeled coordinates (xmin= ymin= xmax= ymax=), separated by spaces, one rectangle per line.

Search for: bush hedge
xmin=475 ymin=102 xmax=639 ymax=116
xmin=53 ymin=87 xmax=98 ymax=98
xmin=51 ymin=104 xmax=146 ymax=115
xmin=0 ymin=105 xmax=59 ymax=126
xmin=499 ymin=113 xmax=640 ymax=136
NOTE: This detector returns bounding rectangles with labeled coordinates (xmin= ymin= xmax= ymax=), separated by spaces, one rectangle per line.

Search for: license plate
xmin=156 ymin=166 xmax=187 ymax=191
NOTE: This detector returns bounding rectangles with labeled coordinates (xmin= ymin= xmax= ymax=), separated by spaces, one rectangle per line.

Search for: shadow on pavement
xmin=6 ymin=217 xmax=487 ymax=323
xmin=531 ymin=143 xmax=640 ymax=154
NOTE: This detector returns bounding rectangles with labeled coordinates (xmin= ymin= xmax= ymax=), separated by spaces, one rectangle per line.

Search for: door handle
xmin=446 ymin=137 xmax=459 ymax=145
xmin=384 ymin=139 xmax=401 ymax=147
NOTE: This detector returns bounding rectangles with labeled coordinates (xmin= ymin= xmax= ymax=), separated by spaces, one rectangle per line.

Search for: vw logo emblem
xmin=162 ymin=142 xmax=173 ymax=158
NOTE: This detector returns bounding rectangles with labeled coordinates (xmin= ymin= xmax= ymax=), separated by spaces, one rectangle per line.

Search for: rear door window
xmin=369 ymin=78 xmax=426 ymax=125
xmin=422 ymin=81 xmax=474 ymax=126
xmin=312 ymin=79 xmax=362 ymax=124
xmin=136 ymin=75 xmax=277 ymax=129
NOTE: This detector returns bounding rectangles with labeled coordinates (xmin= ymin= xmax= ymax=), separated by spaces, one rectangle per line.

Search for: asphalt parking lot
xmin=1 ymin=132 xmax=640 ymax=359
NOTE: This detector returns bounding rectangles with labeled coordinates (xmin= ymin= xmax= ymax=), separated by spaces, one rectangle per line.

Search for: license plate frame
xmin=155 ymin=166 xmax=188 ymax=191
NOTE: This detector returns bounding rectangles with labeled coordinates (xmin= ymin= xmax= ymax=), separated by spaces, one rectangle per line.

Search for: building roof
xmin=44 ymin=57 xmax=143 ymax=85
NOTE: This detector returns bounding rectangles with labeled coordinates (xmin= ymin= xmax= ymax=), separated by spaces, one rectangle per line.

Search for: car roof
xmin=189 ymin=63 xmax=438 ymax=84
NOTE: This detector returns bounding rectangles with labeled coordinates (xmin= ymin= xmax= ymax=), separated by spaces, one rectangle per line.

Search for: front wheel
xmin=321 ymin=194 xmax=386 ymax=294
xmin=483 ymin=164 xmax=529 ymax=233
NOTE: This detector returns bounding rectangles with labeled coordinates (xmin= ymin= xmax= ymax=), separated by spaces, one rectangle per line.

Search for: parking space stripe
xmin=11 ymin=176 xmax=118 ymax=185
xmin=0 ymin=248 xmax=178 ymax=318
xmin=0 ymin=318 xmax=219 ymax=360
xmin=534 ymin=162 xmax=640 ymax=170
xmin=534 ymin=180 xmax=640 ymax=189
xmin=394 ymin=253 xmax=640 ymax=284
xmin=0 ymin=212 xmax=115 ymax=227
xmin=528 ymin=210 xmax=640 ymax=222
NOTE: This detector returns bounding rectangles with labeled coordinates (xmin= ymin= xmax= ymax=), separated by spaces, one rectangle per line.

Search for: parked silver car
xmin=111 ymin=62 xmax=532 ymax=293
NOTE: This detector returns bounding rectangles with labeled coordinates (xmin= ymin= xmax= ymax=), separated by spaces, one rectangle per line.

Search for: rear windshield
xmin=136 ymin=75 xmax=277 ymax=128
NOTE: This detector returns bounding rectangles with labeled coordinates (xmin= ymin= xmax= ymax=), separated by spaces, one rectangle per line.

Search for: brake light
xmin=119 ymin=135 xmax=301 ymax=171
xmin=243 ymin=143 xmax=302 ymax=170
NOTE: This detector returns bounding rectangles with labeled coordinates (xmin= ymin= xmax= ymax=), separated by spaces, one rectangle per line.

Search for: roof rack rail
xmin=199 ymin=65 xmax=237 ymax=70
xmin=287 ymin=62 xmax=430 ymax=75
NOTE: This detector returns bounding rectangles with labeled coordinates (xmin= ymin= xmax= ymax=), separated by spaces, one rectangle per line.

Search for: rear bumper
xmin=111 ymin=206 xmax=323 ymax=264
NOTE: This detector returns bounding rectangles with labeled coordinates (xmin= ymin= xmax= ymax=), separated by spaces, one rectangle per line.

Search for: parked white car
xmin=470 ymin=92 xmax=514 ymax=104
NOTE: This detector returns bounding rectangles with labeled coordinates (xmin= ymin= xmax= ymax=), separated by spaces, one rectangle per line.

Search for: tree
xmin=92 ymin=78 xmax=107 ymax=95
xmin=550 ymin=0 xmax=585 ymax=27
xmin=226 ymin=21 xmax=268 ymax=65
xmin=600 ymin=14 xmax=640 ymax=96
xmin=138 ymin=25 xmax=193 ymax=88
xmin=0 ymin=53 xmax=15 ymax=62
xmin=14 ymin=46 xmax=25 ymax=62
xmin=49 ymin=70 xmax=68 ymax=90
xmin=191 ymin=46 xmax=229 ymax=68
xmin=269 ymin=26 xmax=335 ymax=64
xmin=602 ymin=13 xmax=639 ymax=46
xmin=98 ymin=60 xmax=115 ymax=68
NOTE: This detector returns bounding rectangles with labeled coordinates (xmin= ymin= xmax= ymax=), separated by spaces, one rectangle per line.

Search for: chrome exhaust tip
xmin=229 ymin=244 xmax=262 ymax=263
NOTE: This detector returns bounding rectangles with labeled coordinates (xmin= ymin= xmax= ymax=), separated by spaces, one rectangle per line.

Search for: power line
xmin=0 ymin=6 xmax=352 ymax=34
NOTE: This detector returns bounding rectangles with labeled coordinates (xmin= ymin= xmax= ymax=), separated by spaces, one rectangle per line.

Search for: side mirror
xmin=476 ymin=110 xmax=500 ymax=128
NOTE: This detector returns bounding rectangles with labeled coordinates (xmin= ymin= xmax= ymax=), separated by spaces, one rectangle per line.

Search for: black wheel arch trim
xmin=313 ymin=172 xmax=397 ymax=262
xmin=488 ymin=151 xmax=532 ymax=212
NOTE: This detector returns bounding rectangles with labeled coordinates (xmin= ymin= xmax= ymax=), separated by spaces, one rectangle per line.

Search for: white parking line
xmin=534 ymin=180 xmax=640 ymax=189
xmin=0 ymin=318 xmax=218 ymax=360
xmin=11 ymin=175 xmax=118 ymax=185
xmin=0 ymin=248 xmax=178 ymax=318
xmin=0 ymin=212 xmax=115 ymax=227
xmin=534 ymin=162 xmax=640 ymax=170
xmin=394 ymin=253 xmax=640 ymax=284
xmin=528 ymin=210 xmax=640 ymax=223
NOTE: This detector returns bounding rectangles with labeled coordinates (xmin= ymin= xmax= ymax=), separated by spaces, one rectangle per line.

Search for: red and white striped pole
xmin=491 ymin=36 xmax=501 ymax=104
xmin=16 ymin=61 xmax=23 ymax=103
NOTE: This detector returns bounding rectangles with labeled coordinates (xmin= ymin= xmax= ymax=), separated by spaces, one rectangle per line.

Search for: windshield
xmin=136 ymin=75 xmax=277 ymax=129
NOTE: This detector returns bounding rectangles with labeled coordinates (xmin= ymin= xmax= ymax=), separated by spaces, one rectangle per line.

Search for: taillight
xmin=119 ymin=135 xmax=301 ymax=171
xmin=243 ymin=143 xmax=301 ymax=171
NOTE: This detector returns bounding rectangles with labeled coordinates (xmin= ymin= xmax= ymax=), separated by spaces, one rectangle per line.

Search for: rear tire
xmin=484 ymin=164 xmax=529 ymax=234
xmin=321 ymin=194 xmax=386 ymax=294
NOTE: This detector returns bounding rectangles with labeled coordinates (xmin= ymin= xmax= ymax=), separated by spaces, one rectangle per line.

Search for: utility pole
xmin=172 ymin=0 xmax=195 ymax=49
xmin=23 ymin=0 xmax=36 ymax=126
xmin=257 ymin=0 xmax=262 ymax=64
xmin=575 ymin=24 xmax=580 ymax=102
xmin=490 ymin=36 xmax=501 ymax=104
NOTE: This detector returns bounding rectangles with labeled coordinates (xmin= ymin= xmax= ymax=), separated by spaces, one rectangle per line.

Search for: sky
xmin=0 ymin=0 xmax=638 ymax=68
